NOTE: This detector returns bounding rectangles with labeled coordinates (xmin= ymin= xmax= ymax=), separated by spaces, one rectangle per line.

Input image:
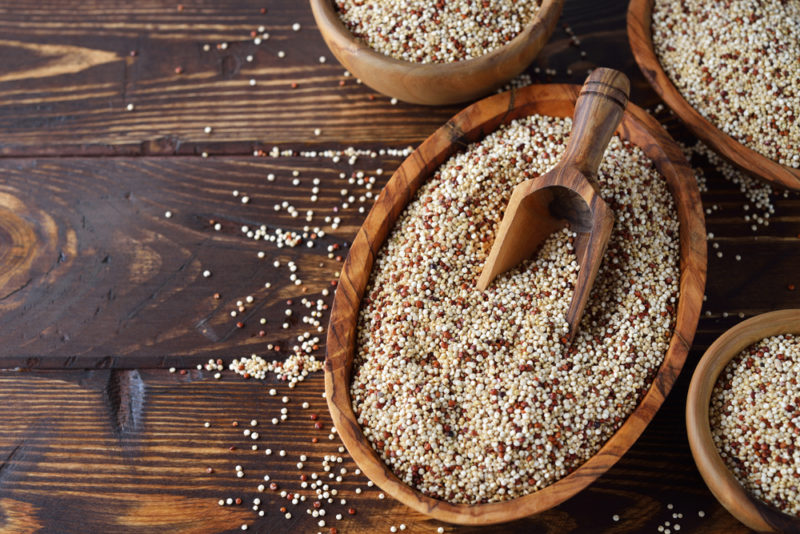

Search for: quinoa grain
xmin=334 ymin=0 xmax=541 ymax=64
xmin=652 ymin=0 xmax=800 ymax=168
xmin=710 ymin=334 xmax=800 ymax=516
xmin=352 ymin=114 xmax=681 ymax=504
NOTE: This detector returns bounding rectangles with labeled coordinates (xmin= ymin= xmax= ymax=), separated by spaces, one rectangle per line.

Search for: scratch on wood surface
xmin=121 ymin=254 xmax=197 ymax=324
xmin=0 ymin=443 xmax=23 ymax=482
xmin=193 ymin=317 xmax=220 ymax=342
xmin=0 ymin=278 xmax=31 ymax=301
xmin=104 ymin=369 xmax=145 ymax=438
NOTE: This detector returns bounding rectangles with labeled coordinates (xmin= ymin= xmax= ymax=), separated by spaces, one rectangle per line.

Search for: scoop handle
xmin=560 ymin=68 xmax=630 ymax=183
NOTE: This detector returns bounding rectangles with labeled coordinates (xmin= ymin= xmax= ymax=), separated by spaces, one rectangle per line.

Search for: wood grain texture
xmin=0 ymin=154 xmax=405 ymax=368
xmin=325 ymin=82 xmax=706 ymax=524
xmin=0 ymin=370 xmax=391 ymax=534
xmin=310 ymin=0 xmax=564 ymax=105
xmin=0 ymin=0 xmax=798 ymax=532
xmin=0 ymin=0 xmax=647 ymax=156
xmin=687 ymin=309 xmax=800 ymax=534
xmin=627 ymin=0 xmax=800 ymax=191
xmin=0 ymin=0 xmax=461 ymax=154
xmin=0 ymin=367 xmax=768 ymax=534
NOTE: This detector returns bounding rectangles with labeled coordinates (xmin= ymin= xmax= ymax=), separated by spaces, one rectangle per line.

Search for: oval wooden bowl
xmin=309 ymin=0 xmax=563 ymax=106
xmin=686 ymin=309 xmax=800 ymax=533
xmin=325 ymin=83 xmax=708 ymax=525
xmin=627 ymin=0 xmax=800 ymax=191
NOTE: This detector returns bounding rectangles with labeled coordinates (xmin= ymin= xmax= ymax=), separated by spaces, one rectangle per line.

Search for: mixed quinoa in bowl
xmin=333 ymin=0 xmax=542 ymax=64
xmin=310 ymin=0 xmax=563 ymax=104
xmin=325 ymin=84 xmax=705 ymax=524
xmin=651 ymin=0 xmax=799 ymax=170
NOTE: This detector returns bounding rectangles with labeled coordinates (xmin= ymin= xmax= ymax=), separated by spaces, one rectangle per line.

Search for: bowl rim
xmin=626 ymin=0 xmax=800 ymax=191
xmin=325 ymin=82 xmax=707 ymax=525
xmin=686 ymin=309 xmax=800 ymax=533
xmin=309 ymin=0 xmax=564 ymax=76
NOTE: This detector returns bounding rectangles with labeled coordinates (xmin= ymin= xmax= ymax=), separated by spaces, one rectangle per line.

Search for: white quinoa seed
xmin=710 ymin=334 xmax=800 ymax=516
xmin=228 ymin=354 xmax=322 ymax=381
xmin=334 ymin=0 xmax=540 ymax=64
xmin=687 ymin=140 xmax=775 ymax=231
xmin=652 ymin=0 xmax=799 ymax=168
xmin=351 ymin=114 xmax=680 ymax=504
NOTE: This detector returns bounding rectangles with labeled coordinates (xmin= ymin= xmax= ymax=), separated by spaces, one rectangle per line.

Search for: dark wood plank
xmin=0 ymin=0 xmax=643 ymax=156
xmin=0 ymin=368 xmax=750 ymax=533
xmin=0 ymin=153 xmax=798 ymax=368
xmin=0 ymin=0 xmax=454 ymax=155
xmin=0 ymin=154 xmax=407 ymax=368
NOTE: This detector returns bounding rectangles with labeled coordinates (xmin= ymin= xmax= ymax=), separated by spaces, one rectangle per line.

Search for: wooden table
xmin=0 ymin=1 xmax=798 ymax=532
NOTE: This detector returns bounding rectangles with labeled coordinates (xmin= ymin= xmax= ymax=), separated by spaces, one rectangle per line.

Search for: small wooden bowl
xmin=309 ymin=0 xmax=564 ymax=106
xmin=325 ymin=83 xmax=707 ymax=525
xmin=686 ymin=309 xmax=800 ymax=533
xmin=627 ymin=0 xmax=800 ymax=191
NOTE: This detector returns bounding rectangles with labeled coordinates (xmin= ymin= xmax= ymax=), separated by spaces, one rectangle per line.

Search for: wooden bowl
xmin=325 ymin=83 xmax=707 ymax=525
xmin=627 ymin=0 xmax=800 ymax=191
xmin=309 ymin=0 xmax=563 ymax=106
xmin=686 ymin=309 xmax=800 ymax=533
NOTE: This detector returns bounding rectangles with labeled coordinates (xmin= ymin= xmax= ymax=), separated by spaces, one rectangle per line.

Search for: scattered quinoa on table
xmin=651 ymin=0 xmax=800 ymax=168
xmin=351 ymin=114 xmax=681 ymax=504
xmin=333 ymin=0 xmax=541 ymax=64
xmin=710 ymin=334 xmax=800 ymax=516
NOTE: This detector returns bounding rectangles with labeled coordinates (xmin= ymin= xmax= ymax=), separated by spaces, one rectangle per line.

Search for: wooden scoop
xmin=477 ymin=68 xmax=630 ymax=342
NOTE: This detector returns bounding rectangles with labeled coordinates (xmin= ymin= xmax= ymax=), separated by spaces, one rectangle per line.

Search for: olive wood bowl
xmin=309 ymin=0 xmax=564 ymax=106
xmin=686 ymin=309 xmax=800 ymax=533
xmin=325 ymin=83 xmax=708 ymax=525
xmin=627 ymin=0 xmax=800 ymax=191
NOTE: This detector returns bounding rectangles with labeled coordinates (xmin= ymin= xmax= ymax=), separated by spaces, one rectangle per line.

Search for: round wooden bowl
xmin=325 ymin=83 xmax=707 ymax=524
xmin=627 ymin=0 xmax=800 ymax=191
xmin=309 ymin=0 xmax=563 ymax=106
xmin=686 ymin=309 xmax=800 ymax=533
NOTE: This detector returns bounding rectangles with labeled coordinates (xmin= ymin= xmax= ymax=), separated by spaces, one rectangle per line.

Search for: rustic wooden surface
xmin=0 ymin=0 xmax=799 ymax=532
